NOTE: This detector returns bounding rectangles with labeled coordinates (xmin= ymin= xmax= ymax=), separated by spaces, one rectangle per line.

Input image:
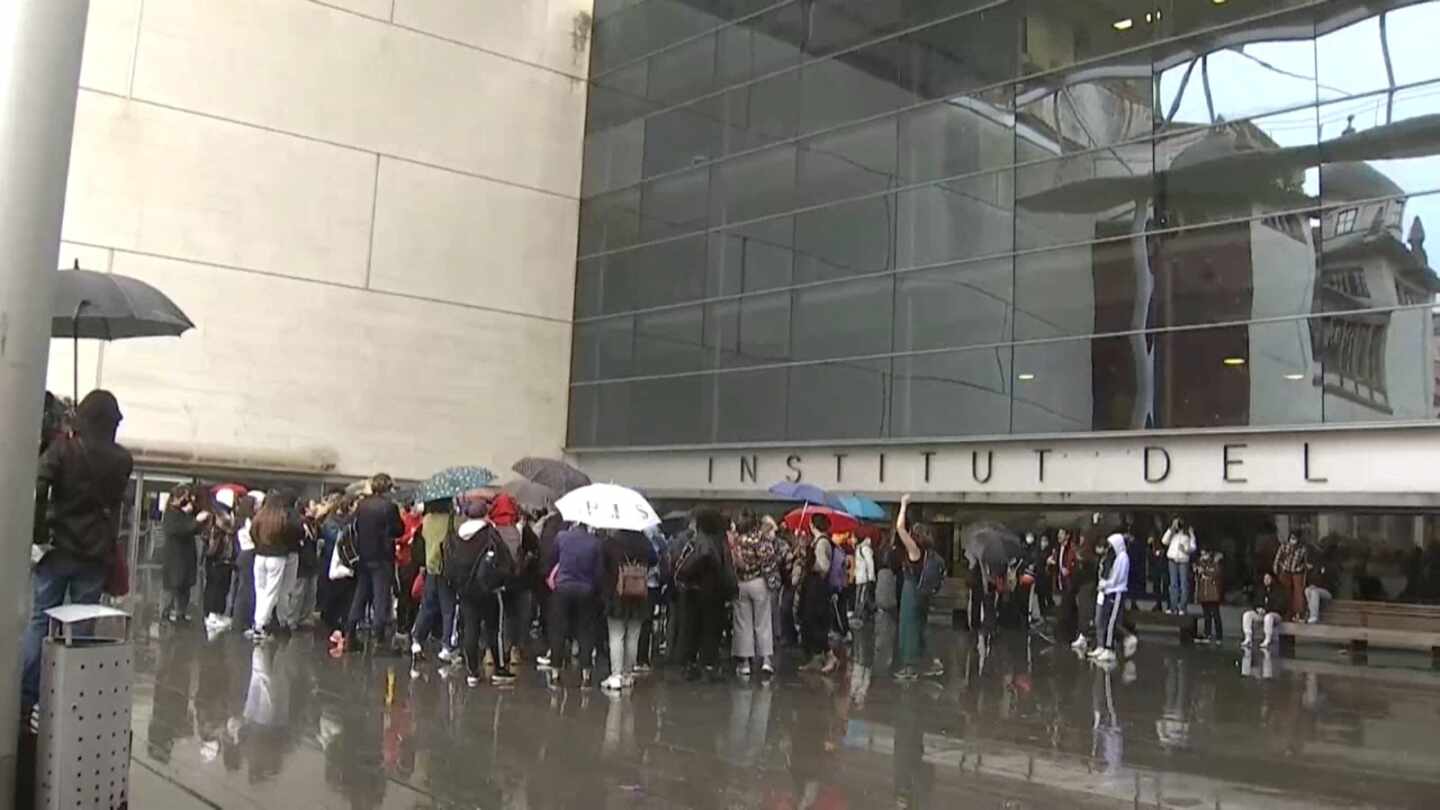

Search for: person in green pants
xmin=894 ymin=494 xmax=943 ymax=680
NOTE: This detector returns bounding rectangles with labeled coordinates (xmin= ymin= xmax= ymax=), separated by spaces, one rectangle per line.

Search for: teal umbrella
xmin=416 ymin=465 xmax=497 ymax=503
xmin=828 ymin=494 xmax=886 ymax=521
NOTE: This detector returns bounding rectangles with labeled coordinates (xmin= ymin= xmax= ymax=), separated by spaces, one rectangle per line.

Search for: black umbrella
xmin=500 ymin=478 xmax=558 ymax=512
xmin=51 ymin=263 xmax=195 ymax=401
xmin=962 ymin=522 xmax=1024 ymax=569
xmin=511 ymin=457 xmax=591 ymax=495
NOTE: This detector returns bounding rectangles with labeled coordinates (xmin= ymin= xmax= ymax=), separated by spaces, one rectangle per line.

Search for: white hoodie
xmin=1098 ymin=533 xmax=1130 ymax=596
xmin=1164 ymin=527 xmax=1196 ymax=564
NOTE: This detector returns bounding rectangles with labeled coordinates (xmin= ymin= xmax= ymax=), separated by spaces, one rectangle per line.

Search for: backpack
xmin=335 ymin=518 xmax=360 ymax=569
xmin=617 ymin=560 xmax=648 ymax=599
xmin=444 ymin=524 xmax=511 ymax=598
xmin=918 ymin=549 xmax=947 ymax=598
xmin=827 ymin=542 xmax=849 ymax=592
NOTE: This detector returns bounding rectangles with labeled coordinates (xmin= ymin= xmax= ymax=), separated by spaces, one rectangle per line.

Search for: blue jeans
xmin=411 ymin=573 xmax=457 ymax=649
xmin=22 ymin=550 xmax=107 ymax=711
xmin=1168 ymin=561 xmax=1191 ymax=612
xmin=347 ymin=560 xmax=395 ymax=637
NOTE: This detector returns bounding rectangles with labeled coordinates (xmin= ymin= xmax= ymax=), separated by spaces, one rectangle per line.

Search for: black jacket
xmin=34 ymin=430 xmax=134 ymax=562
xmin=444 ymin=522 xmax=513 ymax=598
xmin=353 ymin=495 xmax=404 ymax=564
xmin=1253 ymin=581 xmax=1286 ymax=614
xmin=602 ymin=531 xmax=659 ymax=615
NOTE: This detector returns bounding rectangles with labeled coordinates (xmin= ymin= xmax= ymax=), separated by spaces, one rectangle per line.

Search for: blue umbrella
xmin=768 ymin=481 xmax=829 ymax=504
xmin=828 ymin=494 xmax=886 ymax=521
xmin=416 ymin=465 xmax=497 ymax=503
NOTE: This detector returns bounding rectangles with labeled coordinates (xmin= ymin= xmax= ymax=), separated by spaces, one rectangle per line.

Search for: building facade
xmin=49 ymin=0 xmax=593 ymax=482
xmin=571 ymin=0 xmax=1440 ymax=596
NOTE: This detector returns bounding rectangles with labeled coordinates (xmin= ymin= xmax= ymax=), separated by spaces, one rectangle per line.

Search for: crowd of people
xmin=971 ymin=513 xmax=1345 ymax=659
xmin=155 ymin=478 xmax=957 ymax=690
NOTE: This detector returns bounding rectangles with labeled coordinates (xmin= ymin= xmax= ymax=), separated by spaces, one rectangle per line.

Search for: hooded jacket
xmin=1097 ymin=533 xmax=1130 ymax=596
xmin=443 ymin=518 xmax=512 ymax=597
xmin=34 ymin=390 xmax=134 ymax=561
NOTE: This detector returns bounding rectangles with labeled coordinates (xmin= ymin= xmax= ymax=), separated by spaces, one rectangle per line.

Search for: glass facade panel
xmin=573 ymin=0 xmax=1440 ymax=448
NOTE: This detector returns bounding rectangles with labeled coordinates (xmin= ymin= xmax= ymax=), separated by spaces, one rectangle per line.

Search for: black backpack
xmin=444 ymin=523 xmax=512 ymax=598
xmin=335 ymin=518 xmax=360 ymax=569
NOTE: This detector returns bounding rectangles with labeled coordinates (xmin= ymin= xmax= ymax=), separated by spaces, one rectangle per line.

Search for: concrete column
xmin=0 ymin=0 xmax=90 ymax=800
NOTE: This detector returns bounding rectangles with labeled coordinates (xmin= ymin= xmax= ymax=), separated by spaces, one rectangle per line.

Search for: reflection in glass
xmin=787 ymin=359 xmax=890 ymax=440
xmin=892 ymin=347 xmax=1011 ymax=438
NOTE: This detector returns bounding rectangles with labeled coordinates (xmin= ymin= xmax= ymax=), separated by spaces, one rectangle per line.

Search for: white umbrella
xmin=554 ymin=483 xmax=660 ymax=532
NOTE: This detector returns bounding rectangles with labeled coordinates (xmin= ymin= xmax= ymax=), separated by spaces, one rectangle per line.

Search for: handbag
xmin=105 ymin=543 xmax=130 ymax=598
xmin=328 ymin=543 xmax=355 ymax=580
xmin=410 ymin=570 xmax=427 ymax=602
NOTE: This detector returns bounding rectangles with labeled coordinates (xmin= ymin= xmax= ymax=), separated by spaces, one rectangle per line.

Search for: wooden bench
xmin=1278 ymin=600 xmax=1440 ymax=666
xmin=1131 ymin=609 xmax=1200 ymax=645
xmin=1320 ymin=600 xmax=1440 ymax=632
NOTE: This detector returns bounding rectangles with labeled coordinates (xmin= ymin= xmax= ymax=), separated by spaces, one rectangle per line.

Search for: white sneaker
xmin=411 ymin=641 xmax=423 ymax=656
xmin=601 ymin=674 xmax=623 ymax=691
xmin=1261 ymin=636 xmax=1274 ymax=648
xmin=1070 ymin=636 xmax=1088 ymax=651
xmin=1240 ymin=638 xmax=1253 ymax=649
xmin=1086 ymin=646 xmax=1104 ymax=658
xmin=535 ymin=654 xmax=552 ymax=668
xmin=1092 ymin=649 xmax=1117 ymax=665
xmin=1306 ymin=617 xmax=1318 ymax=624
xmin=466 ymin=675 xmax=481 ymax=688
xmin=1123 ymin=635 xmax=1139 ymax=658
xmin=437 ymin=647 xmax=455 ymax=663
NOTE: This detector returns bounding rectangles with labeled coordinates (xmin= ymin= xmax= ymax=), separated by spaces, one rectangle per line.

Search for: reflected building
xmin=572 ymin=1 xmax=1440 ymax=557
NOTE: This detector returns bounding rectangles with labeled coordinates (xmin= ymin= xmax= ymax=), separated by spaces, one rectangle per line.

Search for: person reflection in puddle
xmin=1091 ymin=665 xmax=1124 ymax=784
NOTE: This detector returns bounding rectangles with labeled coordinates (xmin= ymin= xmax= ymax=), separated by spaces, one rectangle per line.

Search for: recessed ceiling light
xmin=1017 ymin=373 xmax=1036 ymax=381
xmin=1222 ymin=356 xmax=1247 ymax=366
xmin=1284 ymin=373 xmax=1306 ymax=380
xmin=1212 ymin=0 xmax=1227 ymax=5
xmin=1113 ymin=18 xmax=1134 ymax=30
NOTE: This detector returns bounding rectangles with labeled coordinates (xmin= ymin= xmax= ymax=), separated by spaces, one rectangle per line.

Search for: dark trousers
xmin=165 ymin=586 xmax=192 ymax=617
xmin=1076 ymin=585 xmax=1097 ymax=642
xmin=636 ymin=586 xmax=662 ymax=665
xmin=203 ymin=560 xmax=232 ymax=616
xmin=411 ymin=574 xmax=457 ymax=649
xmin=800 ymin=574 xmax=831 ymax=657
xmin=549 ymin=587 xmax=597 ymax=670
xmin=779 ymin=584 xmax=798 ymax=646
xmin=1202 ymin=601 xmax=1223 ymax=640
xmin=503 ymin=588 xmax=532 ymax=657
xmin=347 ymin=560 xmax=395 ymax=637
xmin=395 ymin=564 xmax=422 ymax=634
xmin=1149 ymin=572 xmax=1169 ymax=609
xmin=231 ymin=549 xmax=256 ymax=629
xmin=459 ymin=591 xmax=503 ymax=677
xmin=322 ymin=577 xmax=356 ymax=633
xmin=676 ymin=589 xmax=724 ymax=669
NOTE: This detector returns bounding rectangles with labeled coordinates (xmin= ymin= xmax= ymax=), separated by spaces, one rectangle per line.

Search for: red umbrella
xmin=782 ymin=505 xmax=859 ymax=534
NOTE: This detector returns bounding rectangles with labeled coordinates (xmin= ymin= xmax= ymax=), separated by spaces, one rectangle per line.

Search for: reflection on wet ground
xmin=127 ymin=605 xmax=1440 ymax=809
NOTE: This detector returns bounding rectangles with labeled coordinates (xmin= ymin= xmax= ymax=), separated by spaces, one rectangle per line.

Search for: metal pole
xmin=0 ymin=0 xmax=90 ymax=801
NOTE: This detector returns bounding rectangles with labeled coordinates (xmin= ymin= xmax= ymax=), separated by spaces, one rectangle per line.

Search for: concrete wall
xmin=50 ymin=0 xmax=593 ymax=480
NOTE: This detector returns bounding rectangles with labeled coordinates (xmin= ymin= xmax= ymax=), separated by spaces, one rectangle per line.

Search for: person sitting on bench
xmin=1242 ymin=571 xmax=1286 ymax=649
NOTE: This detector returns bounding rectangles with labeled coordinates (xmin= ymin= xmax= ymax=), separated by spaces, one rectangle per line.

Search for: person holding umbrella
xmin=24 ymin=390 xmax=134 ymax=720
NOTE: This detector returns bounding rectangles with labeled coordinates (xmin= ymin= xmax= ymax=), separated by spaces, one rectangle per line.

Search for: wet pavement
xmin=124 ymin=602 xmax=1440 ymax=810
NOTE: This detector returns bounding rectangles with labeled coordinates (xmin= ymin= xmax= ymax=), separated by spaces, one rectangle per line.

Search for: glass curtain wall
xmin=572 ymin=0 xmax=1440 ymax=447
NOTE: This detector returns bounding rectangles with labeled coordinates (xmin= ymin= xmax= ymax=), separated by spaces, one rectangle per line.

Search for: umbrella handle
xmin=71 ymin=299 xmax=89 ymax=405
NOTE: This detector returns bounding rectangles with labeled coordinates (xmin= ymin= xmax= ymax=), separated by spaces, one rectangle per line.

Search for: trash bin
xmin=35 ymin=604 xmax=133 ymax=810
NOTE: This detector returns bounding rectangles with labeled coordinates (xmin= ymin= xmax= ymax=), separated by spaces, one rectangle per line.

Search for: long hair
xmin=250 ymin=492 xmax=294 ymax=543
